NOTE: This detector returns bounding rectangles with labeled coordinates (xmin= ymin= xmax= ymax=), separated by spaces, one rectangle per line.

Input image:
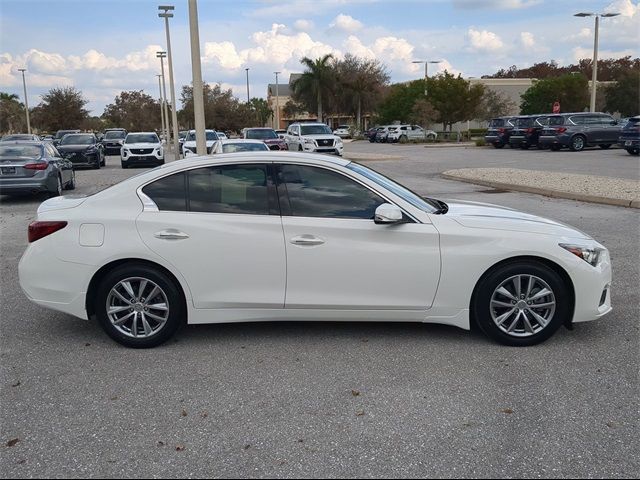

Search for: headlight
xmin=559 ymin=243 xmax=604 ymax=266
xmin=303 ymin=138 xmax=315 ymax=144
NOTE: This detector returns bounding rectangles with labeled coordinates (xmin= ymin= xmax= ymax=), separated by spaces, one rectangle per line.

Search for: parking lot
xmin=1 ymin=144 xmax=638 ymax=478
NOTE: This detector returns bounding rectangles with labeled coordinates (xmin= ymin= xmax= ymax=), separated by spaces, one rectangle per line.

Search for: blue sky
xmin=1 ymin=0 xmax=638 ymax=115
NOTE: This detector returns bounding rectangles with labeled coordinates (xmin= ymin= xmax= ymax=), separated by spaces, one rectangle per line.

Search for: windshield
xmin=245 ymin=129 xmax=278 ymax=140
xmin=55 ymin=130 xmax=78 ymax=139
xmin=61 ymin=134 xmax=94 ymax=145
xmin=221 ymin=142 xmax=269 ymax=153
xmin=347 ymin=162 xmax=440 ymax=214
xmin=125 ymin=133 xmax=159 ymax=144
xmin=515 ymin=118 xmax=534 ymax=127
xmin=104 ymin=131 xmax=126 ymax=139
xmin=186 ymin=131 xmax=219 ymax=141
xmin=0 ymin=144 xmax=43 ymax=158
xmin=300 ymin=124 xmax=332 ymax=135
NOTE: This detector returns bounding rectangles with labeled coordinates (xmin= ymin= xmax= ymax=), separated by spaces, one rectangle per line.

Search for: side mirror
xmin=374 ymin=203 xmax=404 ymax=224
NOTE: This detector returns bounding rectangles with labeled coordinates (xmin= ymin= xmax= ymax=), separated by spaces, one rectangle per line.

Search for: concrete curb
xmin=441 ymin=173 xmax=640 ymax=209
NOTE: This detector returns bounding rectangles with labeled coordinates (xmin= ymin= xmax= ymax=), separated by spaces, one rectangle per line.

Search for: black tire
xmin=95 ymin=263 xmax=185 ymax=348
xmin=626 ymin=148 xmax=639 ymax=156
xmin=399 ymin=135 xmax=408 ymax=143
xmin=121 ymin=161 xmax=128 ymax=169
xmin=493 ymin=143 xmax=504 ymax=149
xmin=520 ymin=143 xmax=529 ymax=150
xmin=48 ymin=175 xmax=63 ymax=198
xmin=598 ymin=144 xmax=611 ymax=149
xmin=93 ymin=158 xmax=101 ymax=169
xmin=472 ymin=261 xmax=570 ymax=346
xmin=550 ymin=145 xmax=561 ymax=151
xmin=298 ymin=145 xmax=303 ymax=151
xmin=64 ymin=170 xmax=76 ymax=190
xmin=569 ymin=135 xmax=586 ymax=152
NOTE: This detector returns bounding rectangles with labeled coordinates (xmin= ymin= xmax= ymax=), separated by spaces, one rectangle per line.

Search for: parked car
xmin=374 ymin=125 xmax=394 ymax=143
xmin=212 ymin=139 xmax=270 ymax=154
xmin=182 ymin=129 xmax=220 ymax=156
xmin=285 ymin=122 xmax=343 ymax=156
xmin=538 ymin=112 xmax=622 ymax=152
xmin=216 ymin=131 xmax=228 ymax=140
xmin=56 ymin=133 xmax=105 ymax=169
xmin=0 ymin=141 xmax=75 ymax=197
xmin=18 ymin=151 xmax=612 ymax=348
xmin=243 ymin=128 xmax=288 ymax=150
xmin=101 ymin=130 xmax=127 ymax=155
xmin=178 ymin=130 xmax=188 ymax=149
xmin=364 ymin=127 xmax=379 ymax=142
xmin=0 ymin=134 xmax=40 ymax=142
xmin=333 ymin=125 xmax=351 ymax=139
xmin=275 ymin=129 xmax=287 ymax=139
xmin=484 ymin=117 xmax=516 ymax=149
xmin=53 ymin=130 xmax=81 ymax=147
xmin=120 ymin=132 xmax=164 ymax=169
xmin=387 ymin=125 xmax=437 ymax=143
xmin=618 ymin=115 xmax=639 ymax=155
xmin=508 ymin=115 xmax=547 ymax=149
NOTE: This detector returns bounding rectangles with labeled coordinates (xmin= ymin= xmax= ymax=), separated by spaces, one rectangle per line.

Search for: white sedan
xmin=19 ymin=152 xmax=612 ymax=348
xmin=211 ymin=139 xmax=269 ymax=154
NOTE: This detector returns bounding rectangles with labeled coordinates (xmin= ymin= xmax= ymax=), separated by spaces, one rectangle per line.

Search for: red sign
xmin=553 ymin=102 xmax=560 ymax=114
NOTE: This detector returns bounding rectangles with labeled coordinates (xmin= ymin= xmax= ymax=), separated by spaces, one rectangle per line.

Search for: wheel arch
xmin=469 ymin=255 xmax=575 ymax=329
xmin=86 ymin=258 xmax=188 ymax=320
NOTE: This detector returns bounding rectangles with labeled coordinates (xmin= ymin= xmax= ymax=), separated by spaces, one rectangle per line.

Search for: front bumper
xmin=122 ymin=150 xmax=164 ymax=166
xmin=301 ymin=143 xmax=344 ymax=155
xmin=618 ymin=138 xmax=639 ymax=148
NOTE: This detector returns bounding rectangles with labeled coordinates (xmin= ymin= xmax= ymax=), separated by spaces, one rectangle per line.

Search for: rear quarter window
xmin=142 ymin=172 xmax=187 ymax=211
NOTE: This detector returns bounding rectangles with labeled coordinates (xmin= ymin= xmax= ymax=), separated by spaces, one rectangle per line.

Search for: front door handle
xmin=154 ymin=229 xmax=190 ymax=240
xmin=290 ymin=235 xmax=325 ymax=246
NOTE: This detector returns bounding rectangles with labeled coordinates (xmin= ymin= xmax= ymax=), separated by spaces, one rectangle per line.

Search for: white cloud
xmin=520 ymin=32 xmax=535 ymax=48
xmin=467 ymin=29 xmax=505 ymax=52
xmin=330 ymin=14 xmax=363 ymax=33
xmin=293 ymin=19 xmax=314 ymax=31
xmin=572 ymin=46 xmax=637 ymax=62
xmin=563 ymin=28 xmax=592 ymax=42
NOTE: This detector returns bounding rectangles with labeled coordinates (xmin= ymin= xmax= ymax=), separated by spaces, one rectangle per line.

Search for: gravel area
xmin=443 ymin=168 xmax=640 ymax=208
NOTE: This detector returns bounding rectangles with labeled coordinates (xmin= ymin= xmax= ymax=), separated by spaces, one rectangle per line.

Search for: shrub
xmin=475 ymin=138 xmax=487 ymax=147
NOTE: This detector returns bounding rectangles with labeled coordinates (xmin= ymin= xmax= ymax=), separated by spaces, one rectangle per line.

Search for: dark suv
xmin=508 ymin=115 xmax=548 ymax=149
xmin=484 ymin=117 xmax=516 ymax=148
xmin=618 ymin=116 xmax=639 ymax=155
xmin=538 ymin=112 xmax=622 ymax=152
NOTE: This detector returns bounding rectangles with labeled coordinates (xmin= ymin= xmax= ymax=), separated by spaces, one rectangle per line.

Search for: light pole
xmin=274 ymin=71 xmax=280 ymax=129
xmin=412 ymin=60 xmax=442 ymax=96
xmin=156 ymin=74 xmax=166 ymax=143
xmin=245 ymin=68 xmax=250 ymax=104
xmin=159 ymin=5 xmax=180 ymax=159
xmin=156 ymin=51 xmax=170 ymax=153
xmin=574 ymin=12 xmax=620 ymax=112
xmin=18 ymin=68 xmax=31 ymax=134
xmin=188 ymin=0 xmax=206 ymax=155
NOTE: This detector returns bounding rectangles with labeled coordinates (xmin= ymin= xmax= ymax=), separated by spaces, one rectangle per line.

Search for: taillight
xmin=498 ymin=128 xmax=506 ymax=133
xmin=555 ymin=127 xmax=567 ymax=133
xmin=24 ymin=163 xmax=48 ymax=170
xmin=526 ymin=128 xmax=535 ymax=134
xmin=28 ymin=221 xmax=68 ymax=243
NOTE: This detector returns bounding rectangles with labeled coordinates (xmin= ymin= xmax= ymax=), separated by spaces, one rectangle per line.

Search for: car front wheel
xmin=95 ymin=264 xmax=185 ymax=348
xmin=472 ymin=261 xmax=570 ymax=346
xmin=626 ymin=147 xmax=639 ymax=156
xmin=569 ymin=135 xmax=586 ymax=152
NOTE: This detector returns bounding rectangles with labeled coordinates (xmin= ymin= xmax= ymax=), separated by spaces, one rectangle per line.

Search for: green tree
xmin=249 ymin=97 xmax=273 ymax=126
xmin=520 ymin=74 xmax=589 ymax=114
xmin=179 ymin=83 xmax=251 ymax=132
xmin=376 ymin=81 xmax=426 ymax=124
xmin=102 ymin=90 xmax=160 ymax=131
xmin=409 ymin=99 xmax=439 ymax=128
xmin=0 ymin=92 xmax=27 ymax=133
xmin=475 ymin=89 xmax=517 ymax=121
xmin=282 ymin=100 xmax=307 ymax=119
xmin=603 ymin=71 xmax=640 ymax=117
xmin=291 ymin=54 xmax=336 ymax=122
xmin=30 ymin=87 xmax=89 ymax=131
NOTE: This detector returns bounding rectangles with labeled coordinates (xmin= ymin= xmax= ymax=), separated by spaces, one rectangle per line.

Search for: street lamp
xmin=156 ymin=51 xmax=170 ymax=152
xmin=158 ymin=5 xmax=180 ymax=158
xmin=245 ymin=68 xmax=250 ymax=104
xmin=156 ymin=74 xmax=166 ymax=143
xmin=274 ymin=71 xmax=281 ymax=129
xmin=188 ymin=0 xmax=206 ymax=155
xmin=574 ymin=11 xmax=620 ymax=112
xmin=412 ymin=60 xmax=443 ymax=96
xmin=17 ymin=68 xmax=31 ymax=134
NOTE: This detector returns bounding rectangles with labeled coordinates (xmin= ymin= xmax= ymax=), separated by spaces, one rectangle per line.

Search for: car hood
xmin=56 ymin=145 xmax=97 ymax=153
xmin=123 ymin=143 xmax=160 ymax=149
xmin=443 ymin=200 xmax=592 ymax=239
xmin=304 ymin=134 xmax=340 ymax=141
xmin=263 ymin=138 xmax=286 ymax=145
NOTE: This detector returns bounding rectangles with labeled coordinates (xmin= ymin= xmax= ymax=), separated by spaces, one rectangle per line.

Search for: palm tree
xmin=292 ymin=54 xmax=335 ymax=122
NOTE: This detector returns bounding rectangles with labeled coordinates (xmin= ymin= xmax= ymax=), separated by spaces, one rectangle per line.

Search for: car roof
xmin=0 ymin=141 xmax=44 ymax=147
xmin=126 ymin=132 xmax=158 ymax=135
xmin=220 ymin=139 xmax=264 ymax=144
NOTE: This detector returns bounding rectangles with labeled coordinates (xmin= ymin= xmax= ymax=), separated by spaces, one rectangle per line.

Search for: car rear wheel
xmin=48 ymin=175 xmax=63 ymax=198
xmin=64 ymin=170 xmax=76 ymax=190
xmin=626 ymin=148 xmax=639 ymax=156
xmin=472 ymin=261 xmax=570 ymax=346
xmin=598 ymin=144 xmax=611 ymax=149
xmin=520 ymin=143 xmax=529 ymax=150
xmin=95 ymin=264 xmax=185 ymax=348
xmin=493 ymin=143 xmax=504 ymax=149
xmin=550 ymin=145 xmax=561 ymax=151
xmin=569 ymin=135 xmax=586 ymax=152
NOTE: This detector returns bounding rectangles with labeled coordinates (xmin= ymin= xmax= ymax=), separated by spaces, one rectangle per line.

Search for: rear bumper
xmin=618 ymin=138 xmax=639 ymax=148
xmin=0 ymin=176 xmax=54 ymax=194
xmin=539 ymin=135 xmax=570 ymax=147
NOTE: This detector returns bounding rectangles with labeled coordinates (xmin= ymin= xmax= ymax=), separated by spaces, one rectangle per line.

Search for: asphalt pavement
xmin=0 ymin=146 xmax=638 ymax=478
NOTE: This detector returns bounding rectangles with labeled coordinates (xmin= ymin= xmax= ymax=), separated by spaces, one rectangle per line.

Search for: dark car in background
xmin=508 ymin=115 xmax=547 ymax=149
xmin=538 ymin=112 xmax=622 ymax=152
xmin=484 ymin=117 xmax=516 ymax=148
xmin=53 ymin=129 xmax=81 ymax=147
xmin=56 ymin=133 xmax=104 ymax=169
xmin=101 ymin=130 xmax=127 ymax=155
xmin=0 ymin=141 xmax=75 ymax=197
xmin=0 ymin=134 xmax=40 ymax=143
xmin=243 ymin=127 xmax=288 ymax=150
xmin=618 ymin=116 xmax=639 ymax=155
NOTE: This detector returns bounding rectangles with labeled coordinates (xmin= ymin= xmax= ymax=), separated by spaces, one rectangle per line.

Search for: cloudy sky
xmin=1 ymin=0 xmax=638 ymax=115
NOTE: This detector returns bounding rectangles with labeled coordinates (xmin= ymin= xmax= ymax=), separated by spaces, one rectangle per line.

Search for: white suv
xmin=120 ymin=132 xmax=163 ymax=169
xmin=387 ymin=125 xmax=437 ymax=143
xmin=333 ymin=125 xmax=351 ymax=139
xmin=285 ymin=123 xmax=344 ymax=156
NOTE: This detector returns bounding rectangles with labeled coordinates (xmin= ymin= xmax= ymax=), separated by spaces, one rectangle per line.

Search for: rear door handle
xmin=154 ymin=229 xmax=190 ymax=240
xmin=290 ymin=235 xmax=325 ymax=246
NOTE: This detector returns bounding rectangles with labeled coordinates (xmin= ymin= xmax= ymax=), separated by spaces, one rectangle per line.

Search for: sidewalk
xmin=442 ymin=168 xmax=640 ymax=208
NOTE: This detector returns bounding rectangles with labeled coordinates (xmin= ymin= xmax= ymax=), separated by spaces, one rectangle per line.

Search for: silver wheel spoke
xmin=138 ymin=280 xmax=148 ymax=299
xmin=148 ymin=303 xmax=168 ymax=311
xmin=527 ymin=308 xmax=550 ymax=328
xmin=491 ymin=299 xmax=514 ymax=308
xmin=144 ymin=311 xmax=167 ymax=323
xmin=525 ymin=276 xmax=535 ymax=298
xmin=529 ymin=288 xmax=552 ymax=302
xmin=507 ymin=311 xmax=521 ymax=332
xmin=113 ymin=311 xmax=134 ymax=326
xmin=530 ymin=301 xmax=555 ymax=309
xmin=121 ymin=281 xmax=136 ymax=300
xmin=513 ymin=276 xmax=521 ymax=298
xmin=108 ymin=305 xmax=130 ymax=315
xmin=112 ymin=289 xmax=131 ymax=305
xmin=146 ymin=286 xmax=160 ymax=302
xmin=141 ymin=313 xmax=153 ymax=336
xmin=522 ymin=311 xmax=535 ymax=334
xmin=496 ymin=286 xmax=517 ymax=301
xmin=495 ymin=308 xmax=517 ymax=326
xmin=131 ymin=312 xmax=138 ymax=337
